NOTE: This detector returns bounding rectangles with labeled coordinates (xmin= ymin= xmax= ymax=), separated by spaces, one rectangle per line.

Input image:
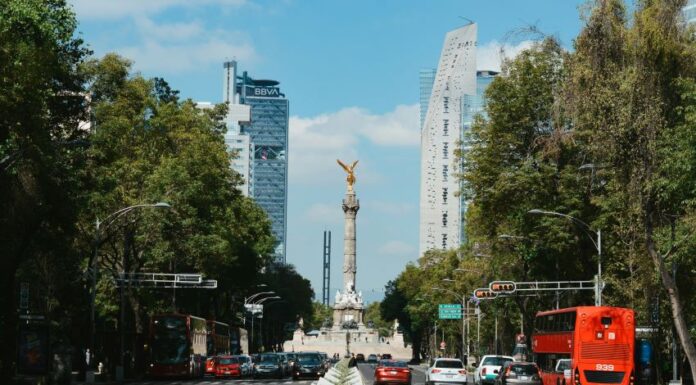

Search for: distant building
xmin=419 ymin=24 xmax=477 ymax=256
xmin=218 ymin=60 xmax=289 ymax=264
xmin=685 ymin=0 xmax=696 ymax=24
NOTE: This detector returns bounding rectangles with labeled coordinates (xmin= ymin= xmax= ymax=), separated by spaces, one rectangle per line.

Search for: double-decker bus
xmin=532 ymin=306 xmax=635 ymax=385
xmin=147 ymin=314 xmax=207 ymax=378
xmin=206 ymin=320 xmax=231 ymax=356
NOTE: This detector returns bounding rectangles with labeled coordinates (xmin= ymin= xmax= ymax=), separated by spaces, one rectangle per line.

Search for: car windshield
xmin=482 ymin=357 xmax=512 ymax=366
xmin=260 ymin=355 xmax=278 ymax=363
xmin=556 ymin=360 xmax=571 ymax=371
xmin=219 ymin=357 xmax=238 ymax=365
xmin=509 ymin=364 xmax=538 ymax=375
xmin=381 ymin=360 xmax=408 ymax=368
xmin=435 ymin=360 xmax=463 ymax=368
xmin=298 ymin=354 xmax=321 ymax=365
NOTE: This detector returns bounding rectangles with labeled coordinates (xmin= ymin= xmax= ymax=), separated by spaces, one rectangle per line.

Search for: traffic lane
xmin=119 ymin=378 xmax=315 ymax=385
xmin=358 ymin=362 xmax=427 ymax=385
xmin=409 ymin=364 xmax=474 ymax=385
xmin=358 ymin=362 xmax=377 ymax=384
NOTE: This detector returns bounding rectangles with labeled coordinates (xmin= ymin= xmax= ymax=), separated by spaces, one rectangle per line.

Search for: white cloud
xmin=305 ymin=203 xmax=342 ymax=224
xmin=289 ymin=104 xmax=419 ymax=185
xmin=378 ymin=240 xmax=416 ymax=256
xmin=71 ymin=0 xmax=247 ymax=19
xmin=477 ymin=40 xmax=535 ymax=72
xmin=117 ymin=36 xmax=256 ymax=74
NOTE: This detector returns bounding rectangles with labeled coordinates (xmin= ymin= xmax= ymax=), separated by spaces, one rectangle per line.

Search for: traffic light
xmin=473 ymin=288 xmax=498 ymax=299
xmin=490 ymin=281 xmax=516 ymax=293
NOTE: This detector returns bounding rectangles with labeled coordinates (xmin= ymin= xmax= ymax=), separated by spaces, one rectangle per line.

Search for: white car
xmin=474 ymin=355 xmax=513 ymax=385
xmin=425 ymin=358 xmax=467 ymax=385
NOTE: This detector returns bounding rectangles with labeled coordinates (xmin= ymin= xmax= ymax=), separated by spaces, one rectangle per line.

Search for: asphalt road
xmin=357 ymin=362 xmax=473 ymax=385
xmin=120 ymin=378 xmax=315 ymax=385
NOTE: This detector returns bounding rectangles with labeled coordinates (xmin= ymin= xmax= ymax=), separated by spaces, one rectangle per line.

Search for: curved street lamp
xmin=433 ymin=286 xmax=470 ymax=360
xmin=527 ymin=209 xmax=602 ymax=306
xmin=89 ymin=202 xmax=172 ymax=369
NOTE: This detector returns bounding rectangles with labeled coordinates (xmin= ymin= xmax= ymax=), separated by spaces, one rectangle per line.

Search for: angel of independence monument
xmin=332 ymin=159 xmax=365 ymax=328
xmin=285 ymin=160 xmax=410 ymax=356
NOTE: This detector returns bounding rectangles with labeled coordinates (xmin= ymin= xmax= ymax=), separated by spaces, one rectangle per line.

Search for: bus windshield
xmin=152 ymin=317 xmax=188 ymax=364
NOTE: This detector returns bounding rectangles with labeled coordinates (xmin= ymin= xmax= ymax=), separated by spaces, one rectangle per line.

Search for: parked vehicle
xmin=368 ymin=354 xmax=379 ymax=364
xmin=356 ymin=353 xmax=366 ymax=362
xmin=293 ymin=352 xmax=325 ymax=380
xmin=215 ymin=356 xmax=242 ymax=378
xmin=474 ymin=355 xmax=514 ymax=385
xmin=493 ymin=362 xmax=541 ymax=385
xmin=278 ymin=353 xmax=290 ymax=376
xmin=253 ymin=354 xmax=283 ymax=379
xmin=381 ymin=354 xmax=393 ymax=360
xmin=374 ymin=360 xmax=412 ymax=385
xmin=426 ymin=358 xmax=467 ymax=385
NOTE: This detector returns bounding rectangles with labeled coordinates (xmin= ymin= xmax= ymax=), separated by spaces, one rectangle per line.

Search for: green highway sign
xmin=438 ymin=303 xmax=462 ymax=319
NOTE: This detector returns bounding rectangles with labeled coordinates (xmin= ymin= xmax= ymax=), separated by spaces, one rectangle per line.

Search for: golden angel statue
xmin=336 ymin=159 xmax=359 ymax=192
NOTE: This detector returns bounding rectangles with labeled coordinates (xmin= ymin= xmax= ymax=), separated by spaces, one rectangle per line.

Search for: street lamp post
xmin=528 ymin=209 xmax=602 ymax=306
xmin=244 ymin=292 xmax=276 ymax=353
xmin=254 ymin=296 xmax=281 ymax=352
xmin=89 ymin=202 xmax=171 ymax=375
xmin=434 ymin=285 xmax=469 ymax=361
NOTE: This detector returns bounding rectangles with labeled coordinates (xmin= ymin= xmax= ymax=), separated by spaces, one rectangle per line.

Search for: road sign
xmin=440 ymin=341 xmax=446 ymax=350
xmin=438 ymin=303 xmax=462 ymax=319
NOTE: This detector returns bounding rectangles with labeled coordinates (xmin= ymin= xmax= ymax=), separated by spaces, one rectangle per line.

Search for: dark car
xmin=493 ymin=362 xmax=541 ymax=385
xmin=381 ymin=354 xmax=393 ymax=360
xmin=356 ymin=353 xmax=366 ymax=362
xmin=253 ymin=354 xmax=283 ymax=379
xmin=293 ymin=353 xmax=325 ymax=380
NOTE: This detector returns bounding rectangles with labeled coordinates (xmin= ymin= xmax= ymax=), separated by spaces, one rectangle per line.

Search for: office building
xmin=419 ymin=23 xmax=477 ymax=256
xmin=221 ymin=61 xmax=289 ymax=264
xmin=685 ymin=0 xmax=696 ymax=24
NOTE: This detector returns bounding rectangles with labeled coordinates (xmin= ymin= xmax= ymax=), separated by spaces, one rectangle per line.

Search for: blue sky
xmin=70 ymin=0 xmax=588 ymax=303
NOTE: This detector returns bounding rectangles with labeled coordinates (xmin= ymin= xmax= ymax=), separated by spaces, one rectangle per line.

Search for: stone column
xmin=342 ymin=191 xmax=359 ymax=293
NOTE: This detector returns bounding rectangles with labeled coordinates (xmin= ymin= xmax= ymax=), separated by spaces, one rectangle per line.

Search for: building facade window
xmin=443 ymin=119 xmax=449 ymax=136
xmin=442 ymin=142 xmax=449 ymax=159
xmin=443 ymin=97 xmax=449 ymax=113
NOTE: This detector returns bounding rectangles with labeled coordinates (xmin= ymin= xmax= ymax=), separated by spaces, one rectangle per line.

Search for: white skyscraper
xmin=419 ymin=24 xmax=477 ymax=255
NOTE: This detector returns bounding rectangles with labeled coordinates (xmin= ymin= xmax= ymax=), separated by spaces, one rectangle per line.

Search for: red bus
xmin=532 ymin=306 xmax=635 ymax=385
xmin=147 ymin=314 xmax=207 ymax=378
xmin=206 ymin=320 xmax=231 ymax=356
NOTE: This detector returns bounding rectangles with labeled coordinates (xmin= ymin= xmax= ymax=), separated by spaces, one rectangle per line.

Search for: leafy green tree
xmin=307 ymin=302 xmax=332 ymax=331
xmin=364 ymin=302 xmax=392 ymax=337
xmin=0 ymin=0 xmax=90 ymax=378
xmin=565 ymin=0 xmax=696 ymax=378
xmin=79 ymin=53 xmax=278 ymax=366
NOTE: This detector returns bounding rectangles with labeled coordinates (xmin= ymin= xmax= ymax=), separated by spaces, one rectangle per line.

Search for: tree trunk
xmin=646 ymin=214 xmax=696 ymax=383
xmin=0 ymin=268 xmax=17 ymax=381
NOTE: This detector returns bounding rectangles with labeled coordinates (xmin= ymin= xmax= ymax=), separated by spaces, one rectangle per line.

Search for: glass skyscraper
xmin=419 ymin=23 xmax=478 ymax=255
xmin=685 ymin=0 xmax=696 ymax=24
xmin=221 ymin=61 xmax=289 ymax=264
